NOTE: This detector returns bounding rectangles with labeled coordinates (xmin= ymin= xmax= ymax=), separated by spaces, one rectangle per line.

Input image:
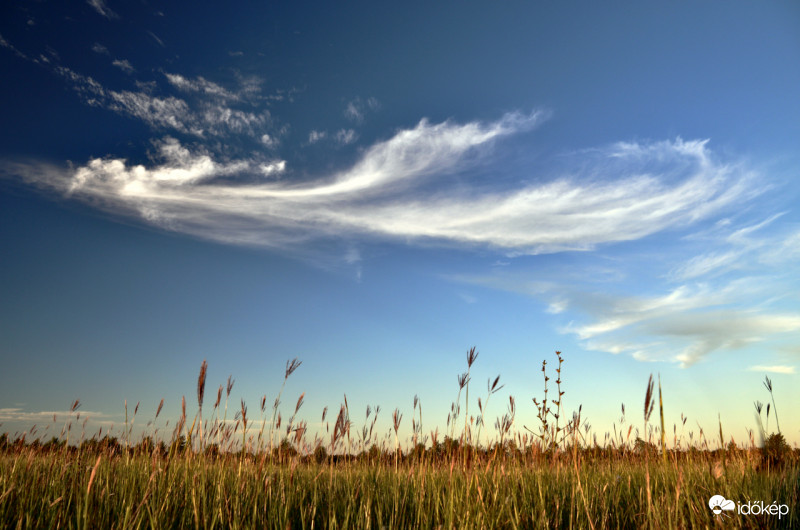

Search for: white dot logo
xmin=709 ymin=495 xmax=736 ymax=517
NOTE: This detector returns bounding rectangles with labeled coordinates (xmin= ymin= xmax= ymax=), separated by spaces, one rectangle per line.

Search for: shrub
xmin=762 ymin=432 xmax=790 ymax=470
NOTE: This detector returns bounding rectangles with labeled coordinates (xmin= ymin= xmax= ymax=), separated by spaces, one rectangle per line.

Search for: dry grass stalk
xmin=764 ymin=376 xmax=782 ymax=434
xmin=658 ymin=375 xmax=666 ymax=464
xmin=392 ymin=408 xmax=402 ymax=470
xmin=269 ymin=358 xmax=303 ymax=458
xmin=197 ymin=360 xmax=208 ymax=409
xmin=464 ymin=347 xmax=478 ymax=448
xmin=643 ymin=374 xmax=655 ymax=447
xmin=220 ymin=376 xmax=234 ymax=448
xmin=86 ymin=455 xmax=101 ymax=495
xmin=195 ymin=360 xmax=208 ymax=451
xmin=213 ymin=385 xmax=222 ymax=411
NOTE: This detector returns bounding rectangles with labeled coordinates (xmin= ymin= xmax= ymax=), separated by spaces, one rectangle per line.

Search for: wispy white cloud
xmin=68 ymin=137 xmax=249 ymax=192
xmin=112 ymin=58 xmax=135 ymax=74
xmin=344 ymin=246 xmax=363 ymax=281
xmin=107 ymin=90 xmax=197 ymax=132
xmin=198 ymin=105 xmax=269 ymax=135
xmin=458 ymin=292 xmax=478 ymax=304
xmin=562 ymin=276 xmax=800 ymax=366
xmin=0 ymin=32 xmax=29 ymax=60
xmin=87 ymin=0 xmax=119 ymax=19
xmin=7 ymin=42 xmax=283 ymax=145
xmin=92 ymin=42 xmax=109 ymax=55
xmin=308 ymin=128 xmax=358 ymax=145
xmin=53 ymin=66 xmax=270 ymax=137
xmin=165 ymin=73 xmax=238 ymax=101
xmin=259 ymin=160 xmax=286 ymax=176
xmin=9 ymin=112 xmax=760 ymax=258
xmin=344 ymin=96 xmax=379 ymax=123
xmin=669 ymin=251 xmax=743 ymax=281
xmin=147 ymin=31 xmax=164 ymax=47
xmin=344 ymin=101 xmax=363 ymax=123
xmin=4 ymin=96 xmax=792 ymax=365
xmin=747 ymin=365 xmax=796 ymax=374
xmin=335 ymin=128 xmax=358 ymax=145
xmin=562 ymin=284 xmax=728 ymax=340
xmin=451 ymin=267 xmax=800 ymax=367
xmin=308 ymin=130 xmax=326 ymax=144
xmin=546 ymin=299 xmax=567 ymax=314
xmin=669 ymin=213 xmax=789 ymax=281
xmin=0 ymin=407 xmax=111 ymax=424
xmin=646 ymin=311 xmax=800 ymax=366
xmin=260 ymin=134 xmax=277 ymax=148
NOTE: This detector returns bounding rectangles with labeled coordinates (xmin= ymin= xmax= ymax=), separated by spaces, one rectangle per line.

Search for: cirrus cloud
xmin=6 ymin=111 xmax=758 ymax=257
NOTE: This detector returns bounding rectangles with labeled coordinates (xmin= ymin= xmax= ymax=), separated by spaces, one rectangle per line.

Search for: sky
xmin=1 ymin=1 xmax=799 ymax=449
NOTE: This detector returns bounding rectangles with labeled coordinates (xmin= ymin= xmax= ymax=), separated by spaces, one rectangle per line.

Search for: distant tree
xmin=366 ymin=444 xmax=381 ymax=464
xmin=42 ymin=436 xmax=65 ymax=452
xmin=136 ymin=436 xmax=155 ymax=455
xmin=204 ymin=443 xmax=220 ymax=459
xmin=313 ymin=445 xmax=328 ymax=464
xmin=169 ymin=435 xmax=187 ymax=455
xmin=277 ymin=438 xmax=297 ymax=458
xmin=634 ymin=437 xmax=657 ymax=456
xmin=409 ymin=442 xmax=426 ymax=462
xmin=762 ymin=432 xmax=791 ymax=470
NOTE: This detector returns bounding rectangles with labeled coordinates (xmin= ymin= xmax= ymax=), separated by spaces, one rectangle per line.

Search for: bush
xmin=313 ymin=445 xmax=328 ymax=464
xmin=762 ymin=432 xmax=790 ymax=470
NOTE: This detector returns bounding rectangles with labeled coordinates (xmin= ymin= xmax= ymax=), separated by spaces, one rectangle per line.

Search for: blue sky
xmin=1 ymin=1 xmax=799 ymax=448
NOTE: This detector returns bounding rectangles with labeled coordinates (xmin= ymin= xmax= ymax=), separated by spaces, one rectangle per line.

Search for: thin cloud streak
xmin=0 ymin=407 xmax=111 ymax=423
xmin=669 ymin=213 xmax=790 ymax=281
xmin=747 ymin=365 xmax=796 ymax=375
xmin=165 ymin=73 xmax=240 ymax=102
xmin=87 ymin=0 xmax=119 ymax=20
xmin=112 ymin=58 xmax=135 ymax=74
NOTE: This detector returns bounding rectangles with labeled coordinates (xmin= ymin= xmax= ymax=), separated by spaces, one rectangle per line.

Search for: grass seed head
xmin=392 ymin=408 xmax=402 ymax=433
xmin=214 ymin=385 xmax=223 ymax=409
xmin=467 ymin=346 xmax=479 ymax=368
xmin=197 ymin=360 xmax=208 ymax=409
xmin=644 ymin=374 xmax=655 ymax=423
xmin=285 ymin=358 xmax=302 ymax=380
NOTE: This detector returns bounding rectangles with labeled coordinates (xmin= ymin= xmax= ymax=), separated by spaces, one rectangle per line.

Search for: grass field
xmin=1 ymin=351 xmax=797 ymax=528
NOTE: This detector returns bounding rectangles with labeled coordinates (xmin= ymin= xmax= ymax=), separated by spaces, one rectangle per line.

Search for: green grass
xmin=1 ymin=351 xmax=797 ymax=528
xmin=1 ymin=448 xmax=797 ymax=528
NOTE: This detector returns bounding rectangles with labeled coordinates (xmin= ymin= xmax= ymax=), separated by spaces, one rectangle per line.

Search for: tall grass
xmin=0 ymin=350 xmax=797 ymax=528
